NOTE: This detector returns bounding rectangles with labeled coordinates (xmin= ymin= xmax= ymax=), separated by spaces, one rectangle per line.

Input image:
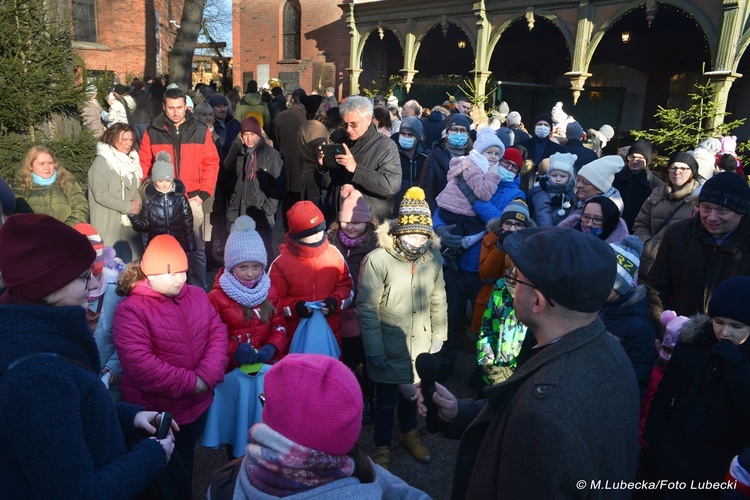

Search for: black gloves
xmin=323 ymin=297 xmax=338 ymax=314
xmin=295 ymin=301 xmax=313 ymax=318
xmin=712 ymin=339 xmax=745 ymax=370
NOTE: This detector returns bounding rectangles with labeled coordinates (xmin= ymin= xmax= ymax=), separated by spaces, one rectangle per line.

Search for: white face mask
xmin=535 ymin=125 xmax=550 ymax=139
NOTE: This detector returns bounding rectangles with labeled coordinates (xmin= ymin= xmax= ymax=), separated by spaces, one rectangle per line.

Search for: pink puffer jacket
xmin=113 ymin=280 xmax=229 ymax=425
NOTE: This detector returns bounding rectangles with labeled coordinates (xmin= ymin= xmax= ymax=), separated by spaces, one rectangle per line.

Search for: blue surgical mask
xmin=498 ymin=166 xmax=517 ymax=183
xmin=399 ymin=136 xmax=416 ymax=150
xmin=535 ymin=125 xmax=550 ymax=139
xmin=447 ymin=132 xmax=468 ymax=148
xmin=581 ymin=225 xmax=603 ymax=238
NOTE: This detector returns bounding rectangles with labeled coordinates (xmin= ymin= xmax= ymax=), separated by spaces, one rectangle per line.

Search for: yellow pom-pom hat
xmin=394 ymin=187 xmax=433 ymax=237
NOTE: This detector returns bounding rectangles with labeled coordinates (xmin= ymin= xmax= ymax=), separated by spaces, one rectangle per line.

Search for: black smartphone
xmin=322 ymin=143 xmax=345 ymax=169
xmin=156 ymin=412 xmax=173 ymax=439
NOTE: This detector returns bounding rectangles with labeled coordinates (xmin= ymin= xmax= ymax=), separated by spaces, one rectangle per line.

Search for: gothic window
xmin=282 ymin=0 xmax=301 ymax=60
xmin=72 ymin=0 xmax=97 ymax=42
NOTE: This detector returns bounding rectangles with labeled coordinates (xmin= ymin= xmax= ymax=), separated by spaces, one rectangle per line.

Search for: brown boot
xmin=399 ymin=429 xmax=432 ymax=464
xmin=372 ymin=446 xmax=390 ymax=470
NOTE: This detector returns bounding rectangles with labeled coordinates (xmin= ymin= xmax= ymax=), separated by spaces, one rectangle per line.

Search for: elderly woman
xmin=0 ymin=213 xmax=174 ymax=498
xmin=574 ymin=155 xmax=625 ymax=213
xmin=632 ymin=152 xmax=701 ymax=280
xmin=13 ymin=145 xmax=88 ymax=226
xmin=88 ymin=123 xmax=143 ymax=262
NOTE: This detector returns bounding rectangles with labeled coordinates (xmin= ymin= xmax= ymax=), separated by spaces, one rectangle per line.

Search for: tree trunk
xmin=168 ymin=0 xmax=206 ymax=91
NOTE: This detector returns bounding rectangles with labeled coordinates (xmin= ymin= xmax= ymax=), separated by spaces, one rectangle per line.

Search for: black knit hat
xmin=628 ymin=140 xmax=654 ymax=165
xmin=698 ymin=171 xmax=750 ymax=215
xmin=668 ymin=152 xmax=699 ymax=176
xmin=708 ymin=276 xmax=750 ymax=327
xmin=533 ymin=113 xmax=553 ymax=127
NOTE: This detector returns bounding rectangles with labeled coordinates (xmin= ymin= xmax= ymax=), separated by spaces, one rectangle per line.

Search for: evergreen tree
xmin=631 ymin=82 xmax=745 ymax=154
xmin=0 ymin=0 xmax=83 ymax=141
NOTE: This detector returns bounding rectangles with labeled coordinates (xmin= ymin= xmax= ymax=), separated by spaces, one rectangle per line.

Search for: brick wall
xmin=233 ymin=0 xmax=351 ymax=98
xmin=73 ymin=0 xmax=182 ymax=80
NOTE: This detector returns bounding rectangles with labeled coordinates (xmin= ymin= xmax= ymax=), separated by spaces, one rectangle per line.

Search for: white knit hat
xmin=577 ymin=155 xmax=624 ymax=193
xmin=152 ymin=152 xmax=174 ymax=182
xmin=472 ymin=127 xmax=505 ymax=156
xmin=610 ymin=235 xmax=643 ymax=296
xmin=225 ymin=217 xmax=267 ymax=270
xmin=548 ymin=152 xmax=577 ymax=178
xmin=507 ymin=111 xmax=521 ymax=126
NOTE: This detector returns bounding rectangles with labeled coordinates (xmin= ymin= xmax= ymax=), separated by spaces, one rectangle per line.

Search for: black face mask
xmin=297 ymin=232 xmax=326 ymax=247
xmin=396 ymin=237 xmax=429 ymax=258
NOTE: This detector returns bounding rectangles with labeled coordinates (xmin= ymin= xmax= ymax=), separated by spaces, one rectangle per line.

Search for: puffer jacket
xmin=357 ymin=221 xmax=448 ymax=384
xmin=268 ymin=237 xmax=354 ymax=352
xmin=14 ymin=179 xmax=89 ymax=226
xmin=227 ymin=142 xmax=285 ymax=227
xmin=208 ymin=268 xmax=287 ymax=371
xmin=436 ymin=155 xmax=501 ymax=216
xmin=643 ymin=314 xmax=750 ymax=485
xmin=471 ymin=219 xmax=514 ymax=333
xmin=140 ymin=112 xmax=220 ymax=200
xmin=128 ymin=180 xmax=196 ymax=253
xmin=419 ymin=139 xmax=471 ymax=214
xmin=599 ymin=285 xmax=657 ymax=401
xmin=113 ymin=280 xmax=229 ymax=425
xmin=527 ymin=176 xmax=576 ymax=226
xmin=632 ymin=180 xmax=700 ymax=280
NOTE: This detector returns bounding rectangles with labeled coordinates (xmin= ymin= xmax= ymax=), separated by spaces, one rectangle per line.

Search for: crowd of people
xmin=1 ymin=77 xmax=750 ymax=498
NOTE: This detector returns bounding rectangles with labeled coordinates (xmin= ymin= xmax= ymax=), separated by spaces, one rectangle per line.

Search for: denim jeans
xmin=373 ymin=383 xmax=417 ymax=447
xmin=439 ymin=267 xmax=483 ymax=366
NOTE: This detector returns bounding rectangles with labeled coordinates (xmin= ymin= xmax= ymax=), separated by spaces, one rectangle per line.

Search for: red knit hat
xmin=338 ymin=184 xmax=371 ymax=223
xmin=74 ymin=223 xmax=105 ymax=276
xmin=0 ymin=213 xmax=95 ymax=302
xmin=263 ymin=354 xmax=362 ymax=455
xmin=287 ymin=201 xmax=326 ymax=239
xmin=140 ymin=235 xmax=188 ymax=275
xmin=241 ymin=116 xmax=263 ymax=137
xmin=503 ymin=147 xmax=524 ymax=171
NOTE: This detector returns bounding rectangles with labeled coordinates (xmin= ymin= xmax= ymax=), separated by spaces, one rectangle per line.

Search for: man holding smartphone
xmin=315 ymin=95 xmax=401 ymax=221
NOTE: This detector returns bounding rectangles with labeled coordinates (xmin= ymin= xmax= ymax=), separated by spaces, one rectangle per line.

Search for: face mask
xmin=447 ymin=132 xmax=468 ymax=148
xmin=398 ymin=136 xmax=416 ymax=150
xmin=498 ymin=166 xmax=517 ymax=183
xmin=581 ymin=225 xmax=603 ymax=238
xmin=534 ymin=125 xmax=550 ymax=139
xmin=397 ymin=237 xmax=429 ymax=257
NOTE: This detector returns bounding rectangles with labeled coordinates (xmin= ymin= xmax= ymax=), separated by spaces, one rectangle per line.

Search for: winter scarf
xmin=97 ymin=142 xmax=142 ymax=226
xmin=244 ymin=423 xmax=355 ymax=497
xmin=219 ymin=270 xmax=271 ymax=308
xmin=338 ymin=230 xmax=365 ymax=248
xmin=32 ymin=171 xmax=57 ymax=186
xmin=540 ymin=176 xmax=574 ymax=215
xmin=444 ymin=141 xmax=467 ymax=159
xmin=281 ymin=236 xmax=330 ymax=259
xmin=243 ymin=141 xmax=264 ymax=181
xmin=395 ymin=236 xmax=429 ymax=259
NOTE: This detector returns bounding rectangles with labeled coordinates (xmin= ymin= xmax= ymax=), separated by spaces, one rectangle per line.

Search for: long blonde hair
xmin=15 ymin=146 xmax=76 ymax=196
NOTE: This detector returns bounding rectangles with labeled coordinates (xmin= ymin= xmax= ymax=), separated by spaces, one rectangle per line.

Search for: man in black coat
xmin=418 ymin=227 xmax=640 ymax=499
xmin=563 ymin=121 xmax=598 ymax=172
xmin=612 ymin=140 xmax=664 ymax=231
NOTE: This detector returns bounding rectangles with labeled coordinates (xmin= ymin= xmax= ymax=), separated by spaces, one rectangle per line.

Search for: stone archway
xmin=359 ymin=27 xmax=404 ymax=93
xmin=587 ymin=4 xmax=711 ymax=132
xmin=413 ymin=22 xmax=474 ymax=78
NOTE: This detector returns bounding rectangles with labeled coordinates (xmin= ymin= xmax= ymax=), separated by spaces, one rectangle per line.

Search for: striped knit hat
xmin=609 ymin=235 xmax=643 ymax=296
xmin=393 ymin=187 xmax=432 ymax=237
xmin=74 ymin=223 xmax=105 ymax=276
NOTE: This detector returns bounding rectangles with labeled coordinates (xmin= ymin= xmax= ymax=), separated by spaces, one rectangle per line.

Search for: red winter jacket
xmin=113 ymin=280 xmax=228 ymax=425
xmin=268 ymin=238 xmax=354 ymax=352
xmin=208 ymin=268 xmax=288 ymax=371
xmin=139 ymin=113 xmax=220 ymax=200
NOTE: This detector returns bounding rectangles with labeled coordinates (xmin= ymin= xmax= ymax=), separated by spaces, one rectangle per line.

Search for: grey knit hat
xmin=225 ymin=216 xmax=267 ymax=270
xmin=152 ymin=152 xmax=174 ymax=182
xmin=610 ymin=235 xmax=643 ymax=297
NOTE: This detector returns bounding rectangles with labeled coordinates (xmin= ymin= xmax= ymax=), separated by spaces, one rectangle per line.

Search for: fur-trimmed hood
xmin=679 ymin=313 xmax=712 ymax=343
xmin=375 ymin=219 xmax=440 ymax=252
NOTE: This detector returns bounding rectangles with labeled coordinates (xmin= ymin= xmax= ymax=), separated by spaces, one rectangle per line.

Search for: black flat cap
xmin=503 ymin=226 xmax=616 ymax=313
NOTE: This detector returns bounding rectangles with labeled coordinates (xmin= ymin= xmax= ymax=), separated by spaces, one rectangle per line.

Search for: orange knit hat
xmin=140 ymin=235 xmax=188 ymax=275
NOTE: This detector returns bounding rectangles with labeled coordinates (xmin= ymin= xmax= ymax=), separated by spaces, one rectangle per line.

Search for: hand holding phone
xmin=322 ymin=143 xmax=345 ymax=169
xmin=156 ymin=412 xmax=173 ymax=440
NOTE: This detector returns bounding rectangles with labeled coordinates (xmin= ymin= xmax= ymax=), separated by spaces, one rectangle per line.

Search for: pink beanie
xmin=338 ymin=184 xmax=371 ymax=223
xmin=262 ymin=354 xmax=363 ymax=455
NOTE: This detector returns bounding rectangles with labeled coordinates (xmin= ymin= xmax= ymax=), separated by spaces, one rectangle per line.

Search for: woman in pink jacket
xmin=113 ymin=234 xmax=228 ymax=493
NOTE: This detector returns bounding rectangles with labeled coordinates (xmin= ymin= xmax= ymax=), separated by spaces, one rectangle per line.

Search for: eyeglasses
xmin=668 ymin=166 xmax=691 ymax=173
xmin=448 ymin=127 xmax=468 ymax=135
xmin=499 ymin=158 xmax=520 ymax=174
xmin=502 ymin=220 xmax=527 ymax=230
xmin=575 ymin=176 xmax=592 ymax=187
xmin=580 ymin=213 xmax=605 ymax=226
xmin=78 ymin=265 xmax=95 ymax=288
xmin=342 ymin=120 xmax=363 ymax=130
xmin=504 ymin=267 xmax=555 ymax=307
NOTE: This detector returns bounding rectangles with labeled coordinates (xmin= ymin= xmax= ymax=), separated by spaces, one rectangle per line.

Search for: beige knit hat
xmin=577 ymin=155 xmax=624 ymax=193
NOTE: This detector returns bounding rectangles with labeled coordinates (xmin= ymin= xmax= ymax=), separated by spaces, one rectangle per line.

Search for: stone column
xmin=400 ymin=19 xmax=418 ymax=92
xmin=344 ymin=3 xmax=362 ymax=95
xmin=705 ymin=0 xmax=745 ymax=126
xmin=704 ymin=71 xmax=742 ymax=128
xmin=566 ymin=0 xmax=594 ymax=104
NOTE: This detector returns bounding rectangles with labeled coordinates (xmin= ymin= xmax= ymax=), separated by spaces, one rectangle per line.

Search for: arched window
xmin=282 ymin=0 xmax=301 ymax=60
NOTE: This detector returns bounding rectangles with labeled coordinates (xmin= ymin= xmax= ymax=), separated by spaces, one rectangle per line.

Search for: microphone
xmin=415 ymin=353 xmax=440 ymax=433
